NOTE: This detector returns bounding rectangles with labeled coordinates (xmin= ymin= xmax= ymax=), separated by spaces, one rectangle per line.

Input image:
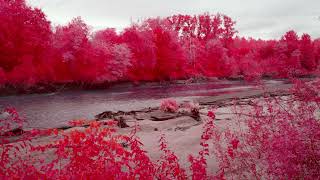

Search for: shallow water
xmin=0 ymin=80 xmax=286 ymax=129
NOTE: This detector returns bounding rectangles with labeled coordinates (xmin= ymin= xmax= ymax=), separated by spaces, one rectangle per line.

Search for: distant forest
xmin=1 ymin=0 xmax=319 ymax=88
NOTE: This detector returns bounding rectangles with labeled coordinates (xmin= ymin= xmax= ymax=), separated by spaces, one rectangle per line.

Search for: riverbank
xmin=0 ymin=87 xmax=292 ymax=175
xmin=1 ymin=75 xmax=314 ymax=96
xmin=0 ymin=79 xmax=292 ymax=129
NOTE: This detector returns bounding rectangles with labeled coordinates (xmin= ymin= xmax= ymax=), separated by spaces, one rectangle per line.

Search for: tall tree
xmin=0 ymin=0 xmax=52 ymax=84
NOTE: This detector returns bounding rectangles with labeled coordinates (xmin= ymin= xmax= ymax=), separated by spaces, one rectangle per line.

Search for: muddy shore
xmin=1 ymin=83 xmax=292 ymax=173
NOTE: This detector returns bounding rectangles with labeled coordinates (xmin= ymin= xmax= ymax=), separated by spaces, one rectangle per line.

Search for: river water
xmin=0 ymin=80 xmax=287 ymax=129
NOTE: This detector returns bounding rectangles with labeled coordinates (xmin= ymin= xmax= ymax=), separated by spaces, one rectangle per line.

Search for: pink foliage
xmin=160 ymin=99 xmax=179 ymax=113
xmin=156 ymin=134 xmax=187 ymax=179
xmin=91 ymin=28 xmax=132 ymax=82
xmin=1 ymin=0 xmax=319 ymax=90
xmin=121 ymin=26 xmax=157 ymax=81
xmin=0 ymin=0 xmax=52 ymax=86
xmin=52 ymin=17 xmax=93 ymax=82
xmin=208 ymin=79 xmax=320 ymax=179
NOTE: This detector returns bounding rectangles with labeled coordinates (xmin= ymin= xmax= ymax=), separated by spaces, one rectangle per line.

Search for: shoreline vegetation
xmin=1 ymin=1 xmax=320 ymax=97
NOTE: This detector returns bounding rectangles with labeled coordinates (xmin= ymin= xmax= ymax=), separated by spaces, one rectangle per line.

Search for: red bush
xmin=156 ymin=134 xmax=187 ymax=179
xmin=207 ymin=79 xmax=320 ymax=179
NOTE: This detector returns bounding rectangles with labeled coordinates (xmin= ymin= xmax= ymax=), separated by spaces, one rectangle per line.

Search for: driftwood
xmin=1 ymin=128 xmax=25 ymax=137
xmin=95 ymin=107 xmax=157 ymax=120
xmin=117 ymin=117 xmax=130 ymax=128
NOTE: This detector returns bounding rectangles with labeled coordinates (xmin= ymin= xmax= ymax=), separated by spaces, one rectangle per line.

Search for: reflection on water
xmin=0 ymin=80 xmax=285 ymax=129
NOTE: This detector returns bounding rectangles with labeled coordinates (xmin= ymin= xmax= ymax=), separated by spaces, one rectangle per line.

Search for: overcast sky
xmin=27 ymin=0 xmax=320 ymax=39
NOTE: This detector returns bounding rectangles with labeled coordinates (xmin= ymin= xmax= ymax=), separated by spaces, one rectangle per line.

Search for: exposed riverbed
xmin=0 ymin=79 xmax=290 ymax=129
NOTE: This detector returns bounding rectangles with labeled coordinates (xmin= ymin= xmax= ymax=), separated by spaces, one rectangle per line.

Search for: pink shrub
xmin=208 ymin=79 xmax=320 ymax=179
xmin=184 ymin=102 xmax=200 ymax=116
xmin=189 ymin=113 xmax=215 ymax=179
xmin=160 ymin=99 xmax=179 ymax=113
xmin=156 ymin=134 xmax=187 ymax=179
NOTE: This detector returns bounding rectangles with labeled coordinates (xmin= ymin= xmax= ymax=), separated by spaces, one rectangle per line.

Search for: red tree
xmin=121 ymin=26 xmax=157 ymax=81
xmin=0 ymin=0 xmax=52 ymax=85
xmin=51 ymin=17 xmax=94 ymax=82
xmin=299 ymin=33 xmax=316 ymax=71
xmin=0 ymin=5 xmax=319 ymax=90
xmin=91 ymin=28 xmax=132 ymax=82
xmin=144 ymin=18 xmax=186 ymax=80
xmin=167 ymin=13 xmax=236 ymax=43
